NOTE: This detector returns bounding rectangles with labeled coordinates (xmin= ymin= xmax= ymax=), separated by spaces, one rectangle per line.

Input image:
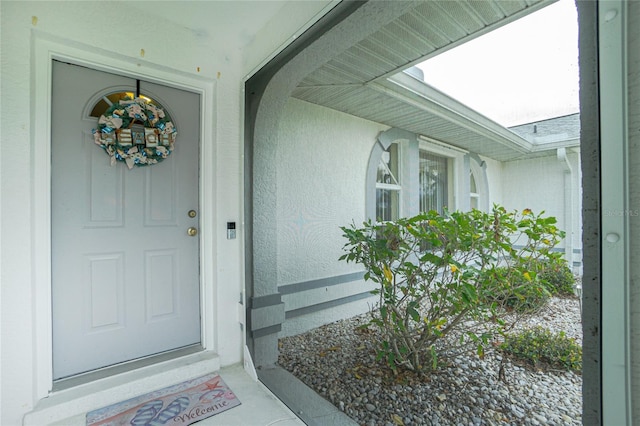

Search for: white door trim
xmin=32 ymin=33 xmax=218 ymax=400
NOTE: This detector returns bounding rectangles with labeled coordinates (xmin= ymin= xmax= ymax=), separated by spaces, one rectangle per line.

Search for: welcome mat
xmin=86 ymin=373 xmax=241 ymax=426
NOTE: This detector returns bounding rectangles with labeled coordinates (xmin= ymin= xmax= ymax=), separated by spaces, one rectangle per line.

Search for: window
xmin=470 ymin=170 xmax=479 ymax=210
xmin=376 ymin=144 xmax=401 ymax=221
xmin=369 ymin=129 xmax=476 ymax=222
xmin=419 ymin=150 xmax=450 ymax=214
xmin=469 ymin=155 xmax=489 ymax=212
xmin=89 ymin=91 xmax=168 ymax=119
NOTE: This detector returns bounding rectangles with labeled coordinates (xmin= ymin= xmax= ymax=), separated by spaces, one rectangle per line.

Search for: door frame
xmin=32 ymin=35 xmax=217 ymax=399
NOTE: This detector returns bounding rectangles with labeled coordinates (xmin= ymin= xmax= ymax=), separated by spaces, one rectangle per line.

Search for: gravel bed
xmin=278 ymin=296 xmax=582 ymax=426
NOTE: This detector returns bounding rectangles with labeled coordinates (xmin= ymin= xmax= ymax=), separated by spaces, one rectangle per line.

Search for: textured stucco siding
xmin=275 ymin=98 xmax=387 ymax=335
xmin=500 ymin=151 xmax=583 ymax=263
xmin=276 ymin=98 xmax=388 ymax=283
xmin=628 ymin=0 xmax=640 ymax=420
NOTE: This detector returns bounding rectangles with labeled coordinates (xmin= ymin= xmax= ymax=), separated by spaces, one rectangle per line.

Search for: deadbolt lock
xmin=188 ymin=210 xmax=197 ymax=218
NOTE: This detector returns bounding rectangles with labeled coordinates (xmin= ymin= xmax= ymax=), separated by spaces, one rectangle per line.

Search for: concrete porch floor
xmin=207 ymin=364 xmax=357 ymax=425
xmin=30 ymin=356 xmax=355 ymax=425
xmin=197 ymin=364 xmax=304 ymax=426
xmin=41 ymin=363 xmax=305 ymax=426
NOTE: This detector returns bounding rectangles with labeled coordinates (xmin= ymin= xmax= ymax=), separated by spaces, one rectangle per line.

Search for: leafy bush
xmin=483 ymin=258 xmax=575 ymax=312
xmin=538 ymin=258 xmax=575 ymax=296
xmin=339 ymin=206 xmax=565 ymax=373
xmin=481 ymin=266 xmax=551 ymax=313
xmin=500 ymin=326 xmax=582 ymax=372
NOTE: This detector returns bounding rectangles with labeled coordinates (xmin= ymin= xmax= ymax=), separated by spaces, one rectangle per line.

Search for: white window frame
xmin=470 ymin=170 xmax=480 ymax=210
xmin=375 ymin=142 xmax=403 ymax=221
xmin=418 ymin=136 xmax=467 ymax=213
xmin=468 ymin=155 xmax=490 ymax=212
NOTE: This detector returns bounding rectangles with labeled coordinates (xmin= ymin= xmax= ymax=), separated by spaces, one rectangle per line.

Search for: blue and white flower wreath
xmin=92 ymin=97 xmax=177 ymax=169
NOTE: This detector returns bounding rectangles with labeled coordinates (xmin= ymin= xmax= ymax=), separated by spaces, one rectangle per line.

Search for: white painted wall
xmin=502 ymin=156 xmax=564 ymax=219
xmin=500 ymin=151 xmax=583 ymax=265
xmin=0 ymin=2 xmax=332 ymax=424
xmin=276 ymin=98 xmax=388 ymax=283
xmin=275 ymin=98 xmax=387 ymax=335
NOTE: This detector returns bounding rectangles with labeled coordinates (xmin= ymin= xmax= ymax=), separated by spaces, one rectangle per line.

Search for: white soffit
xmin=292 ymin=0 xmax=559 ymax=162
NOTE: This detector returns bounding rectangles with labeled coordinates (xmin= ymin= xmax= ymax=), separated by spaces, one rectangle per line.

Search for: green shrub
xmin=500 ymin=326 xmax=582 ymax=372
xmin=538 ymin=258 xmax=575 ymax=296
xmin=481 ymin=257 xmax=575 ymax=313
xmin=481 ymin=266 xmax=551 ymax=313
xmin=339 ymin=206 xmax=565 ymax=373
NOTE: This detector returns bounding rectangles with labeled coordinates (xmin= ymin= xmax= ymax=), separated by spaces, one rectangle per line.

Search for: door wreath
xmin=92 ymin=97 xmax=177 ymax=169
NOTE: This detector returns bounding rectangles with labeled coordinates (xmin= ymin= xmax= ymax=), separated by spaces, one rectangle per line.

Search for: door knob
xmin=187 ymin=227 xmax=198 ymax=237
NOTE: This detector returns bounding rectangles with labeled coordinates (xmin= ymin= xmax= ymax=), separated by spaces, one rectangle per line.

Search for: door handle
xmin=187 ymin=227 xmax=198 ymax=237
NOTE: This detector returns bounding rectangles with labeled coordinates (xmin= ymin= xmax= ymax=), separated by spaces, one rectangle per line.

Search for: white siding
xmin=499 ymin=151 xmax=582 ymax=266
xmin=502 ymin=156 xmax=565 ymax=220
xmin=275 ymin=98 xmax=388 ymax=335
xmin=276 ymin=98 xmax=388 ymax=283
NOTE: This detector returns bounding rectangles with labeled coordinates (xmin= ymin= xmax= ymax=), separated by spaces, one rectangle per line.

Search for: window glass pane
xmin=89 ymin=92 xmax=166 ymax=119
xmin=377 ymin=144 xmax=399 ymax=185
xmin=470 ymin=170 xmax=480 ymax=210
xmin=470 ymin=195 xmax=479 ymax=210
xmin=376 ymin=188 xmax=399 ymax=221
xmin=419 ymin=151 xmax=448 ymax=214
xmin=376 ymin=144 xmax=400 ymax=221
xmin=470 ymin=171 xmax=477 ymax=193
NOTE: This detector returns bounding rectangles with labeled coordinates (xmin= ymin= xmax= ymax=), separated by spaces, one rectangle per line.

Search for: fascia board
xmin=529 ymin=137 xmax=581 ymax=152
xmin=376 ymin=73 xmax=533 ymax=154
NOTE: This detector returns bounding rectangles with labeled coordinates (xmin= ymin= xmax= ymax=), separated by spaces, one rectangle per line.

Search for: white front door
xmin=51 ymin=61 xmax=202 ymax=380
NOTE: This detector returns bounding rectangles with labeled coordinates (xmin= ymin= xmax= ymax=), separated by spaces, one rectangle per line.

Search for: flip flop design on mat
xmin=130 ymin=400 xmax=164 ymax=425
xmin=129 ymin=396 xmax=190 ymax=426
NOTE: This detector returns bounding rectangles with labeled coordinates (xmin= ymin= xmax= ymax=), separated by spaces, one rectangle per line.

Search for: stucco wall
xmin=276 ymin=99 xmax=386 ymax=282
xmin=500 ymin=151 xmax=583 ymax=266
xmin=628 ymin=0 xmax=640 ymax=420
xmin=275 ymin=98 xmax=387 ymax=336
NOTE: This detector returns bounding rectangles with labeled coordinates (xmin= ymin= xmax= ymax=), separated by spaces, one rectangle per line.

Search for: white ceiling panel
xmin=292 ymin=0 xmax=564 ymax=161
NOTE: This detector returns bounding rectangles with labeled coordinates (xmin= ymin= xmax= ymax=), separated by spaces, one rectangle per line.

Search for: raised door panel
xmin=52 ymin=61 xmax=202 ymax=380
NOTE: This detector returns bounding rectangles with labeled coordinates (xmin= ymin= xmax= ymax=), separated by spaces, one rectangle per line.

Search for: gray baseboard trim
xmin=258 ymin=366 xmax=357 ymax=426
xmin=249 ymin=293 xmax=285 ymax=337
xmin=512 ymin=245 xmax=576 ymax=254
xmin=285 ymin=291 xmax=374 ymax=319
xmin=279 ymin=271 xmax=365 ymax=295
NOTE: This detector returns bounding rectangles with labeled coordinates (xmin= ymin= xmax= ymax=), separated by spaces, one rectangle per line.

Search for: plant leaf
xmin=391 ymin=414 xmax=405 ymax=425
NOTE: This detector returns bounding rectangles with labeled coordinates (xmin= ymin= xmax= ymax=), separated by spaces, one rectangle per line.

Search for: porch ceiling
xmin=292 ymin=0 xmax=559 ymax=162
